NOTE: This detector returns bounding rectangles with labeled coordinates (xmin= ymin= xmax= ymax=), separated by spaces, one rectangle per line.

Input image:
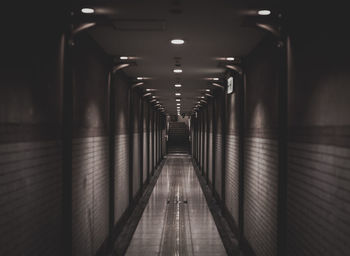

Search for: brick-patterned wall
xmin=202 ymin=109 xmax=208 ymax=176
xmin=113 ymin=72 xmax=130 ymax=223
xmin=149 ymin=110 xmax=154 ymax=174
xmin=114 ymin=134 xmax=129 ymax=222
xmin=224 ymin=91 xmax=240 ymax=225
xmin=208 ymin=101 xmax=214 ymax=185
xmin=243 ymin=36 xmax=280 ymax=256
xmin=0 ymin=140 xmax=63 ymax=256
xmin=0 ymin=25 xmax=63 ymax=255
xmin=225 ymin=134 xmax=239 ymax=223
xmin=244 ymin=134 xmax=278 ymax=256
xmin=72 ymin=34 xmax=110 ymax=256
xmin=142 ymin=101 xmax=149 ymax=184
xmin=214 ymin=134 xmax=223 ymax=198
xmin=286 ymin=28 xmax=350 ymax=255
xmin=214 ymin=93 xmax=224 ymax=199
xmin=72 ymin=137 xmax=109 ymax=256
xmin=287 ymin=139 xmax=350 ymax=255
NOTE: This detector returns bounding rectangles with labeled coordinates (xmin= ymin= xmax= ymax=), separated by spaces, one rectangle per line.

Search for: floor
xmin=126 ymin=154 xmax=227 ymax=256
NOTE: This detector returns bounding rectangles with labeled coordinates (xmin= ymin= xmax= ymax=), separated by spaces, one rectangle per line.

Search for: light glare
xmin=174 ymin=84 xmax=182 ymax=87
xmin=258 ymin=10 xmax=271 ymax=15
xmin=171 ymin=39 xmax=185 ymax=45
xmin=173 ymin=69 xmax=182 ymax=73
xmin=81 ymin=8 xmax=95 ymax=14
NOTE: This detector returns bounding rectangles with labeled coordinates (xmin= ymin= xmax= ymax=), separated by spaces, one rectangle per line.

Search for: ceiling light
xmin=143 ymin=92 xmax=151 ymax=97
xmin=146 ymin=89 xmax=151 ymax=91
xmin=206 ymin=89 xmax=210 ymax=92
xmin=137 ymin=77 xmax=144 ymax=80
xmin=258 ymin=9 xmax=271 ymax=15
xmin=120 ymin=56 xmax=129 ymax=60
xmin=226 ymin=57 xmax=235 ymax=61
xmin=171 ymin=39 xmax=185 ymax=45
xmin=212 ymin=78 xmax=219 ymax=81
xmin=152 ymin=96 xmax=156 ymax=98
xmin=175 ymin=93 xmax=181 ymax=96
xmin=200 ymin=96 xmax=205 ymax=99
xmin=177 ymin=107 xmax=180 ymax=109
xmin=174 ymin=84 xmax=182 ymax=88
xmin=173 ymin=69 xmax=182 ymax=73
xmin=177 ymin=103 xmax=181 ymax=106
xmin=81 ymin=8 xmax=95 ymax=14
xmin=176 ymin=99 xmax=181 ymax=102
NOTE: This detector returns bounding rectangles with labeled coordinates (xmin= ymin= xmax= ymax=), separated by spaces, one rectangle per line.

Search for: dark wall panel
xmin=142 ymin=101 xmax=149 ymax=184
xmin=0 ymin=29 xmax=63 ymax=255
xmin=71 ymin=35 xmax=110 ymax=256
xmin=243 ymin=36 xmax=280 ymax=256
xmin=224 ymin=92 xmax=240 ymax=224
xmin=131 ymin=90 xmax=141 ymax=197
xmin=214 ymin=92 xmax=224 ymax=199
xmin=203 ymin=108 xmax=208 ymax=177
xmin=208 ymin=101 xmax=214 ymax=185
xmin=161 ymin=115 xmax=166 ymax=157
xmin=113 ymin=73 xmax=130 ymax=223
xmin=286 ymin=29 xmax=350 ymax=255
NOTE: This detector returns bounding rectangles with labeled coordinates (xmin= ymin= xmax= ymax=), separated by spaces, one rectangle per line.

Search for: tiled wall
xmin=214 ymin=93 xmax=224 ymax=199
xmin=224 ymin=134 xmax=239 ymax=223
xmin=286 ymin=32 xmax=350 ymax=255
xmin=113 ymin=72 xmax=130 ymax=223
xmin=243 ymin=134 xmax=278 ymax=256
xmin=0 ymin=25 xmax=63 ymax=255
xmin=0 ymin=140 xmax=63 ymax=256
xmin=72 ymin=137 xmax=109 ymax=256
xmin=114 ymin=134 xmax=129 ymax=222
xmin=71 ymin=34 xmax=110 ymax=256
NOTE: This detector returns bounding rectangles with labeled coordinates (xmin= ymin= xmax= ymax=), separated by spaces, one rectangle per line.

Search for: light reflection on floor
xmin=126 ymin=154 xmax=227 ymax=256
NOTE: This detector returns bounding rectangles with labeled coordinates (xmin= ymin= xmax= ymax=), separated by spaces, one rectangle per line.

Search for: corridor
xmin=2 ymin=1 xmax=350 ymax=256
xmin=126 ymin=154 xmax=226 ymax=256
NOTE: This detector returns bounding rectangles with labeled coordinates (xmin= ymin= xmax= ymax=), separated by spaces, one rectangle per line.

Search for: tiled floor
xmin=126 ymin=154 xmax=227 ymax=256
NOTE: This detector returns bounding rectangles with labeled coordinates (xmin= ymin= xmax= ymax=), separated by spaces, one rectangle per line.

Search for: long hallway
xmin=2 ymin=1 xmax=350 ymax=256
xmin=126 ymin=154 xmax=226 ymax=256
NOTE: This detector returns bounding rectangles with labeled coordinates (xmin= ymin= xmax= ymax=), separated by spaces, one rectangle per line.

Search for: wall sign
xmin=227 ymin=76 xmax=234 ymax=94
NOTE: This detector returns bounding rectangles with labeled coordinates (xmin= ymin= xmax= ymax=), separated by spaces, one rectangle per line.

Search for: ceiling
xmin=86 ymin=0 xmax=271 ymax=115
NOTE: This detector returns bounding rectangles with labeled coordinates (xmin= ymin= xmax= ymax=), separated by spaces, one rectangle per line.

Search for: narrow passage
xmin=126 ymin=154 xmax=227 ymax=256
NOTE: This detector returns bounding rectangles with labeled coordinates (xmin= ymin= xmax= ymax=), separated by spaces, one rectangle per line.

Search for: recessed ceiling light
xmin=120 ymin=56 xmax=129 ymax=60
xmin=258 ymin=9 xmax=271 ymax=15
xmin=152 ymin=96 xmax=156 ymax=98
xmin=146 ymin=89 xmax=151 ymax=91
xmin=226 ymin=57 xmax=235 ymax=61
xmin=206 ymin=89 xmax=210 ymax=92
xmin=137 ymin=77 xmax=144 ymax=80
xmin=212 ymin=78 xmax=219 ymax=81
xmin=173 ymin=69 xmax=182 ymax=73
xmin=177 ymin=103 xmax=181 ymax=106
xmin=175 ymin=93 xmax=181 ymax=96
xmin=176 ymin=99 xmax=181 ymax=102
xmin=81 ymin=8 xmax=95 ymax=14
xmin=171 ymin=39 xmax=185 ymax=45
xmin=174 ymin=84 xmax=182 ymax=88
xmin=200 ymin=96 xmax=205 ymax=99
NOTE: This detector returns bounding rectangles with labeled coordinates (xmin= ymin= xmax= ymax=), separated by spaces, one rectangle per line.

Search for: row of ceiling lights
xmin=80 ymin=6 xmax=271 ymax=115
xmin=81 ymin=7 xmax=272 ymax=16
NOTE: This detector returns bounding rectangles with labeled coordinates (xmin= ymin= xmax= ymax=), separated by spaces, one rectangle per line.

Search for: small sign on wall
xmin=227 ymin=76 xmax=234 ymax=94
